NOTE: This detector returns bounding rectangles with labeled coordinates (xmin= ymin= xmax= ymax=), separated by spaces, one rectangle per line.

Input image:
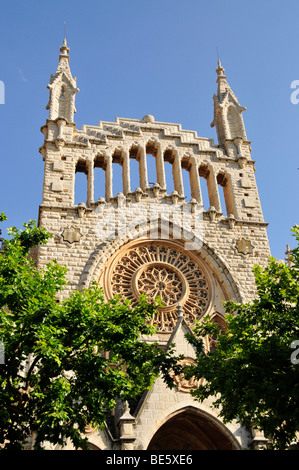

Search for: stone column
xmin=251 ymin=428 xmax=269 ymax=450
xmin=207 ymin=165 xmax=221 ymax=212
xmin=87 ymin=158 xmax=94 ymax=206
xmin=122 ymin=149 xmax=131 ymax=196
xmin=156 ymin=144 xmax=166 ymax=190
xmin=105 ymin=155 xmax=113 ymax=201
xmin=118 ymin=402 xmax=136 ymax=450
xmin=55 ymin=119 xmax=66 ymax=150
xmin=139 ymin=145 xmax=148 ymax=191
xmin=190 ymin=158 xmax=202 ymax=203
xmin=173 ymin=152 xmax=184 ymax=196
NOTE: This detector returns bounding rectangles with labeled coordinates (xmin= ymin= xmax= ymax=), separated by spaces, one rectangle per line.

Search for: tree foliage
xmin=0 ymin=216 xmax=181 ymax=450
xmin=185 ymin=226 xmax=299 ymax=450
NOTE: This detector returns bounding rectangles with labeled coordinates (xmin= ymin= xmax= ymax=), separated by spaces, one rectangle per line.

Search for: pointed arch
xmin=207 ymin=311 xmax=227 ymax=352
xmin=226 ymin=106 xmax=244 ymax=140
xmin=55 ymin=81 xmax=72 ymax=121
xmin=58 ymin=86 xmax=66 ymax=118
xmin=147 ymin=407 xmax=241 ymax=450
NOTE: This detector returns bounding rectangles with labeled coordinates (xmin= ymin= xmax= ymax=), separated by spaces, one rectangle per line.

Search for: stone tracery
xmin=107 ymin=241 xmax=210 ymax=332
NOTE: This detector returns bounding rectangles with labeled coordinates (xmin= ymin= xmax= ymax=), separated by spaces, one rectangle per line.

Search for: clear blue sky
xmin=0 ymin=0 xmax=298 ymax=260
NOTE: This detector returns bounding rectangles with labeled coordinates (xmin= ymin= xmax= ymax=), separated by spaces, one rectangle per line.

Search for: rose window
xmin=105 ymin=241 xmax=210 ymax=333
xmin=137 ymin=265 xmax=184 ymax=307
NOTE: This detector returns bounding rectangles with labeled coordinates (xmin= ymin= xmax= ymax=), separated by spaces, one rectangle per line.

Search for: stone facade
xmin=36 ymin=39 xmax=271 ymax=450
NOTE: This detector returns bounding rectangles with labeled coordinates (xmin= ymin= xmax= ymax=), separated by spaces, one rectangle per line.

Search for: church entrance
xmin=147 ymin=409 xmax=239 ymax=450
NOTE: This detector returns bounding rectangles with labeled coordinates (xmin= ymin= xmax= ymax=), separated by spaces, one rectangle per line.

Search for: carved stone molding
xmin=236 ymin=238 xmax=253 ymax=255
xmin=62 ymin=226 xmax=81 ymax=244
xmin=171 ymin=358 xmax=203 ymax=393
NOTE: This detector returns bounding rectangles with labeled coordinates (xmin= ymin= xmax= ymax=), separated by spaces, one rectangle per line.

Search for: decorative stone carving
xmin=208 ymin=206 xmax=217 ymax=222
xmin=142 ymin=114 xmax=155 ymax=123
xmin=105 ymin=241 xmax=211 ymax=332
xmin=237 ymin=156 xmax=247 ymax=168
xmin=118 ymin=401 xmax=136 ymax=450
xmin=84 ymin=424 xmax=96 ymax=435
xmin=137 ymin=264 xmax=184 ymax=307
xmin=171 ymin=358 xmax=202 ymax=393
xmin=171 ymin=190 xmax=179 ymax=204
xmin=134 ymin=187 xmax=143 ymax=202
xmin=152 ymin=183 xmax=160 ymax=198
xmin=62 ymin=227 xmax=81 ymax=244
xmin=236 ymin=238 xmax=253 ymax=255
xmin=77 ymin=202 xmax=86 ymax=218
xmin=227 ymin=214 xmax=235 ymax=229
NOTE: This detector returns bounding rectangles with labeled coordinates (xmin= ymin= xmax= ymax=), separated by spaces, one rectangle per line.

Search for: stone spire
xmin=46 ymin=37 xmax=79 ymax=122
xmin=211 ymin=60 xmax=247 ymax=148
xmin=59 ymin=37 xmax=70 ymax=63
xmin=215 ymin=59 xmax=233 ymax=98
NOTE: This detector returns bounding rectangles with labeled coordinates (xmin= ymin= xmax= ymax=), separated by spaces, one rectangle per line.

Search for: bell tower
xmin=37 ymin=42 xmax=271 ymax=450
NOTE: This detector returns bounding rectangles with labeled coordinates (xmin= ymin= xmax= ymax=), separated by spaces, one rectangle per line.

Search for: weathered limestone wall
xmin=38 ymin=199 xmax=270 ymax=303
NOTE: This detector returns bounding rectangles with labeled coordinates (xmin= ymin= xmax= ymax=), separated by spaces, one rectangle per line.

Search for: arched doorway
xmin=147 ymin=409 xmax=240 ymax=450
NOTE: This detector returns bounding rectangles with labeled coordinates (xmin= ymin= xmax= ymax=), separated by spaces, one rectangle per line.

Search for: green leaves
xmin=185 ymin=226 xmax=299 ymax=450
xmin=0 ymin=215 xmax=180 ymax=450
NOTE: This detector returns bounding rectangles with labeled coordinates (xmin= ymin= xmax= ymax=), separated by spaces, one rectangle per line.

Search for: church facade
xmin=36 ymin=39 xmax=271 ymax=450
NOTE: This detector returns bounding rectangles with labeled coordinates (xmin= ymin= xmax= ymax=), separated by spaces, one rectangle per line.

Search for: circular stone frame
xmin=102 ymin=239 xmax=214 ymax=332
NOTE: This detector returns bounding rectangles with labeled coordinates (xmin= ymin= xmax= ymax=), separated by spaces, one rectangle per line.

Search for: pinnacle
xmin=59 ymin=37 xmax=70 ymax=62
xmin=216 ymin=59 xmax=225 ymax=77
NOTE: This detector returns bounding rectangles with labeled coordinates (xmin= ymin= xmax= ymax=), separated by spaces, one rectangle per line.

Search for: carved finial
xmin=216 ymin=59 xmax=225 ymax=76
xmin=119 ymin=401 xmax=134 ymax=421
xmin=59 ymin=33 xmax=70 ymax=62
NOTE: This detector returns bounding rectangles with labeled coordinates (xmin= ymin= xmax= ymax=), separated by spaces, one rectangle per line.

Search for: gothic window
xmin=207 ymin=314 xmax=227 ymax=352
xmin=58 ymin=86 xmax=66 ymax=119
xmin=227 ymin=106 xmax=242 ymax=140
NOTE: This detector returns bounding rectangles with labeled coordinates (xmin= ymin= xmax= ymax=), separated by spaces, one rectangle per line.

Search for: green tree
xmin=185 ymin=227 xmax=299 ymax=450
xmin=0 ymin=215 xmax=181 ymax=450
